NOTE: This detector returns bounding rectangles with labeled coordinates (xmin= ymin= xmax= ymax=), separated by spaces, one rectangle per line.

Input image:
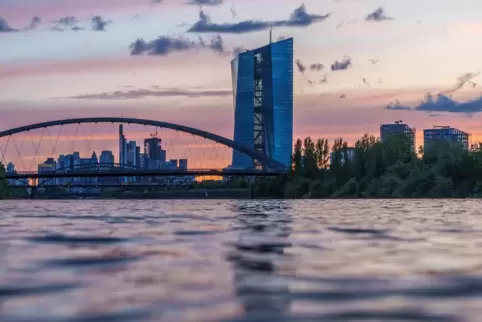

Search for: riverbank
xmin=6 ymin=188 xmax=252 ymax=200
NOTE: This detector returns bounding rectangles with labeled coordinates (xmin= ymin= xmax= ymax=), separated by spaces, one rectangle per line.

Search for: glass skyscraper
xmin=424 ymin=126 xmax=470 ymax=150
xmin=231 ymin=38 xmax=293 ymax=169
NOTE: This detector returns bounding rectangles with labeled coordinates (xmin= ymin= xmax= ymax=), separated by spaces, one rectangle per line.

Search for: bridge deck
xmin=4 ymin=169 xmax=284 ymax=179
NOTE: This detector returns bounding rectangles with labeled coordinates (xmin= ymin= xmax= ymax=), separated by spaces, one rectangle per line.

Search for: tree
xmin=353 ymin=133 xmax=378 ymax=179
xmin=255 ymin=132 xmax=482 ymax=199
xmin=0 ymin=162 xmax=6 ymax=199
xmin=292 ymin=138 xmax=303 ymax=174
xmin=330 ymin=138 xmax=351 ymax=183
xmin=381 ymin=134 xmax=416 ymax=167
xmin=302 ymin=137 xmax=317 ymax=177
xmin=315 ymin=138 xmax=330 ymax=169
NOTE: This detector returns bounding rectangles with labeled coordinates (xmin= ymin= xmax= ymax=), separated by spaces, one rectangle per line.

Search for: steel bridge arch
xmin=0 ymin=117 xmax=287 ymax=170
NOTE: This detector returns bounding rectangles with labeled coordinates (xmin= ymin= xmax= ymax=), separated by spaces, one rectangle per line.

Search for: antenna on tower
xmin=269 ymin=25 xmax=273 ymax=44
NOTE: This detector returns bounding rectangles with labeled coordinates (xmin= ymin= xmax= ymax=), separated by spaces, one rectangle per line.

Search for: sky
xmin=1 ymin=0 xmax=482 ymax=168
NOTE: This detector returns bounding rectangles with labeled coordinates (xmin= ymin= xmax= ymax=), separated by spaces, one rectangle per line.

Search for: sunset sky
xmin=2 ymin=0 xmax=482 ymax=168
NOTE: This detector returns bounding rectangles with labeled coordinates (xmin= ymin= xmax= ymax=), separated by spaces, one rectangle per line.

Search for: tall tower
xmin=119 ymin=124 xmax=127 ymax=165
xmin=230 ymin=37 xmax=293 ymax=169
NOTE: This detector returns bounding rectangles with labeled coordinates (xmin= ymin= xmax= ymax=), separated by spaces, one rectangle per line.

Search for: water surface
xmin=1 ymin=199 xmax=482 ymax=321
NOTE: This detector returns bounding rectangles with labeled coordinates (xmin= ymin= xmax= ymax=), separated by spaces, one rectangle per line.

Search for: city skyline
xmin=2 ymin=0 xmax=482 ymax=159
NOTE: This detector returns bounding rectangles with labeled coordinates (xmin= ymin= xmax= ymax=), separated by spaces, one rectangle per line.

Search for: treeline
xmin=0 ymin=162 xmax=6 ymax=199
xmin=253 ymin=134 xmax=482 ymax=198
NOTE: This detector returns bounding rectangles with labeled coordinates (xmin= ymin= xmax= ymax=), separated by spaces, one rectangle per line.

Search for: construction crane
xmin=434 ymin=125 xmax=450 ymax=129
xmin=394 ymin=120 xmax=403 ymax=124
xmin=150 ymin=128 xmax=159 ymax=138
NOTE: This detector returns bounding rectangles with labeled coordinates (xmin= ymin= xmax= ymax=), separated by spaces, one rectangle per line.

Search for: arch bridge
xmin=0 ymin=117 xmax=287 ymax=184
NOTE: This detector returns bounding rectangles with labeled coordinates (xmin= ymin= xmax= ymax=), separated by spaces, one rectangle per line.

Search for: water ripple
xmin=2 ymin=199 xmax=482 ymax=321
xmin=0 ymin=282 xmax=80 ymax=298
xmin=27 ymin=233 xmax=130 ymax=244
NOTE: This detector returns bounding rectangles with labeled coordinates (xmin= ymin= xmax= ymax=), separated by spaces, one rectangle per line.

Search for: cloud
xmin=232 ymin=46 xmax=245 ymax=56
xmin=62 ymin=88 xmax=232 ymax=100
xmin=54 ymin=16 xmax=78 ymax=26
xmin=187 ymin=4 xmax=330 ymax=34
xmin=385 ymin=99 xmax=411 ymax=110
xmin=230 ymin=6 xmax=238 ymax=19
xmin=0 ymin=17 xmax=17 ymax=32
xmin=26 ymin=16 xmax=41 ymax=30
xmin=365 ymin=7 xmax=394 ymax=22
xmin=71 ymin=26 xmax=85 ymax=31
xmin=310 ymin=63 xmax=324 ymax=71
xmin=92 ymin=15 xmax=111 ymax=31
xmin=386 ymin=93 xmax=482 ymax=113
xmin=441 ymin=72 xmax=480 ymax=95
xmin=295 ymin=59 xmax=306 ymax=73
xmin=186 ymin=0 xmax=223 ymax=5
xmin=330 ymin=56 xmax=352 ymax=71
xmin=198 ymin=34 xmax=226 ymax=53
xmin=129 ymin=34 xmax=228 ymax=56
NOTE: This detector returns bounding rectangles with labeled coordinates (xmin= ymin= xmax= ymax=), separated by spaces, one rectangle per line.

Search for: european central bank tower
xmin=231 ymin=37 xmax=294 ymax=169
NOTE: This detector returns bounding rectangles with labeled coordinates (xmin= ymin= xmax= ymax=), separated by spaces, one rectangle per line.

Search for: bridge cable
xmin=47 ymin=125 xmax=63 ymax=161
xmin=68 ymin=123 xmax=80 ymax=155
xmin=81 ymin=123 xmax=95 ymax=156
xmin=11 ymin=136 xmax=26 ymax=171
xmin=0 ymin=135 xmax=11 ymax=165
xmin=28 ymin=128 xmax=46 ymax=172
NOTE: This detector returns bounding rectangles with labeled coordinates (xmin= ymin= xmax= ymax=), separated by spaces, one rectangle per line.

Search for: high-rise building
xmin=99 ymin=150 xmax=114 ymax=166
xmin=167 ymin=159 xmax=178 ymax=169
xmin=6 ymin=162 xmax=15 ymax=173
xmin=91 ymin=151 xmax=98 ymax=165
xmin=136 ymin=146 xmax=141 ymax=169
xmin=424 ymin=126 xmax=470 ymax=150
xmin=6 ymin=162 xmax=24 ymax=186
xmin=179 ymin=159 xmax=188 ymax=170
xmin=119 ymin=125 xmax=127 ymax=166
xmin=144 ymin=137 xmax=166 ymax=169
xmin=38 ymin=158 xmax=56 ymax=186
xmin=380 ymin=121 xmax=416 ymax=152
xmin=231 ymin=37 xmax=293 ymax=169
xmin=330 ymin=147 xmax=356 ymax=166
xmin=127 ymin=141 xmax=138 ymax=168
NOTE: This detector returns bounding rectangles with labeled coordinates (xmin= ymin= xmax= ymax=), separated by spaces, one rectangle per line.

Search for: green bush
xmin=252 ymin=133 xmax=482 ymax=199
xmin=0 ymin=162 xmax=7 ymax=199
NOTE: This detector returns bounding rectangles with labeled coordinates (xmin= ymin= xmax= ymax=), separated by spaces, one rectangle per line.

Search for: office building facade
xmin=179 ymin=159 xmax=188 ymax=170
xmin=144 ymin=137 xmax=166 ymax=169
xmin=380 ymin=122 xmax=416 ymax=152
xmin=99 ymin=150 xmax=114 ymax=166
xmin=424 ymin=126 xmax=469 ymax=150
xmin=119 ymin=125 xmax=127 ymax=166
xmin=330 ymin=147 xmax=356 ymax=166
xmin=231 ymin=37 xmax=293 ymax=169
xmin=38 ymin=158 xmax=56 ymax=186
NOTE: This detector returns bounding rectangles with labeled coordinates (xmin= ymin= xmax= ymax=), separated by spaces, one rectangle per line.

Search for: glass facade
xmin=380 ymin=123 xmax=416 ymax=152
xmin=423 ymin=127 xmax=469 ymax=150
xmin=231 ymin=38 xmax=293 ymax=169
xmin=231 ymin=52 xmax=255 ymax=169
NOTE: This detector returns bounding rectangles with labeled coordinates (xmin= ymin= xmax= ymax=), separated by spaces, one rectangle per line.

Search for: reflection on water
xmin=228 ymin=201 xmax=293 ymax=320
xmin=2 ymin=200 xmax=482 ymax=321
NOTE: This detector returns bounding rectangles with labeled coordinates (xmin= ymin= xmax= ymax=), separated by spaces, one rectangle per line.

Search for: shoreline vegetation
xmin=3 ymin=132 xmax=482 ymax=200
xmin=253 ymin=134 xmax=482 ymax=199
xmin=0 ymin=162 xmax=5 ymax=199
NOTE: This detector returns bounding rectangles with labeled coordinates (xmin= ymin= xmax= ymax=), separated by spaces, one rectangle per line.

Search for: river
xmin=1 ymin=199 xmax=482 ymax=321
